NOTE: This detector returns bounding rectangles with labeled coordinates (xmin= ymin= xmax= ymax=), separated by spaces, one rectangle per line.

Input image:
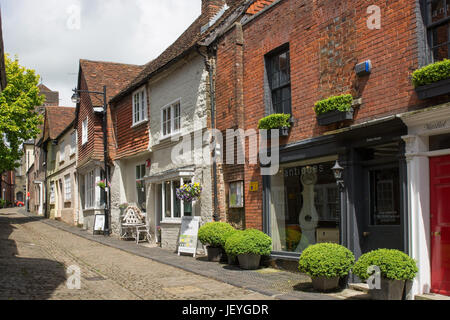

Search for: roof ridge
xmin=79 ymin=59 xmax=143 ymax=67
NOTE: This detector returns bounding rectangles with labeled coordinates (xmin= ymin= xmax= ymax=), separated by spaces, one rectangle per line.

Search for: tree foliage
xmin=0 ymin=54 xmax=44 ymax=173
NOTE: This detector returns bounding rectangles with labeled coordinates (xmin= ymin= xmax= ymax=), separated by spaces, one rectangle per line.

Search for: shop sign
xmin=178 ymin=216 xmax=201 ymax=257
xmin=249 ymin=182 xmax=259 ymax=192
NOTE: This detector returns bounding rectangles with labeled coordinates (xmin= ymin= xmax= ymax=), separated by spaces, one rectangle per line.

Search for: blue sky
xmin=1 ymin=0 xmax=201 ymax=106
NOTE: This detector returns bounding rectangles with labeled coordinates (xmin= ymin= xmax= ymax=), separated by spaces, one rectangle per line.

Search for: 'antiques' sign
xmin=178 ymin=216 xmax=201 ymax=257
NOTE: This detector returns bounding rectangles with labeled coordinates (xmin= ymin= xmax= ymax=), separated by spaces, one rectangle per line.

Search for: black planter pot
xmin=317 ymin=108 xmax=354 ymax=126
xmin=206 ymin=246 xmax=223 ymax=262
xmin=227 ymin=255 xmax=239 ymax=266
xmin=415 ymin=78 xmax=450 ymax=100
xmin=237 ymin=254 xmax=261 ymax=270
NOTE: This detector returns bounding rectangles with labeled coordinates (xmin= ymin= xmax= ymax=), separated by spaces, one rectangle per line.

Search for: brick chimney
xmin=201 ymin=0 xmax=227 ymax=23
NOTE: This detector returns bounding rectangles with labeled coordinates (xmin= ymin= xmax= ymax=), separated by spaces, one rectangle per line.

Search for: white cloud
xmin=1 ymin=0 xmax=201 ymax=106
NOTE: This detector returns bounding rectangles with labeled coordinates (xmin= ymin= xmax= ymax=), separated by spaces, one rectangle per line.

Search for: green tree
xmin=0 ymin=54 xmax=44 ymax=173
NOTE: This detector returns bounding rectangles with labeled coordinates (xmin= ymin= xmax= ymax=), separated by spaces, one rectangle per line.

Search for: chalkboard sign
xmin=93 ymin=214 xmax=105 ymax=235
xmin=178 ymin=216 xmax=201 ymax=257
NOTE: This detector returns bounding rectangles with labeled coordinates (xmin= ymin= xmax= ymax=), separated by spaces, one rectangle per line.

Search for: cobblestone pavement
xmin=0 ymin=209 xmax=272 ymax=300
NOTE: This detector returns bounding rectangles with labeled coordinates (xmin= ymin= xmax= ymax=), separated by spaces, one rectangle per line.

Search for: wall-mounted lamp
xmin=332 ymin=160 xmax=345 ymax=189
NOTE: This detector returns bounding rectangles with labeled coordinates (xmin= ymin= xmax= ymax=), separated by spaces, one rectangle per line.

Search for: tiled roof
xmin=110 ymin=0 xmax=250 ymax=103
xmin=45 ymin=106 xmax=76 ymax=141
xmin=79 ymin=59 xmax=144 ymax=106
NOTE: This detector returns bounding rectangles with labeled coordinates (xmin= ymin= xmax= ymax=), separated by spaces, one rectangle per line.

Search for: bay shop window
xmin=80 ymin=168 xmax=106 ymax=210
xmin=269 ymin=158 xmax=341 ymax=253
xmin=158 ymin=178 xmax=192 ymax=221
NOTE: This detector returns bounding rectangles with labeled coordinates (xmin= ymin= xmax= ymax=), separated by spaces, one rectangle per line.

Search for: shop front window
xmin=161 ymin=178 xmax=193 ymax=221
xmin=270 ymin=160 xmax=340 ymax=253
xmin=136 ymin=164 xmax=146 ymax=212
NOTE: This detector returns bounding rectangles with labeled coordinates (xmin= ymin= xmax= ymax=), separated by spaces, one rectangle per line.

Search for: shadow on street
xmin=0 ymin=212 xmax=67 ymax=300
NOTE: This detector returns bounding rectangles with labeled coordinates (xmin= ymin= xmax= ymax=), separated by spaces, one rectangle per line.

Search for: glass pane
xmin=370 ymin=168 xmax=400 ymax=226
xmin=279 ymin=52 xmax=290 ymax=85
xmin=173 ymin=181 xmax=181 ymax=218
xmin=270 ymin=162 xmax=340 ymax=253
xmin=271 ymin=71 xmax=280 ymax=88
xmin=164 ymin=182 xmax=171 ymax=218
xmin=431 ymin=0 xmax=445 ymax=23
xmin=433 ymin=24 xmax=449 ymax=46
xmin=433 ymin=44 xmax=449 ymax=61
xmin=137 ymin=183 xmax=146 ymax=212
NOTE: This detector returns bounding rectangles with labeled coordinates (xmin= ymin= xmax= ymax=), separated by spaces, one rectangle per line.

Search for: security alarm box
xmin=355 ymin=60 xmax=372 ymax=76
xmin=316 ymin=228 xmax=340 ymax=244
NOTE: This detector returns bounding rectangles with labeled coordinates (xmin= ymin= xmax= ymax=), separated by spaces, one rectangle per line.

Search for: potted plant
xmin=176 ymin=182 xmax=202 ymax=203
xmin=198 ymin=222 xmax=235 ymax=262
xmin=352 ymin=249 xmax=418 ymax=300
xmin=314 ymin=94 xmax=354 ymax=126
xmin=224 ymin=229 xmax=242 ymax=265
xmin=224 ymin=229 xmax=272 ymax=270
xmin=97 ymin=179 xmax=106 ymax=189
xmin=257 ymin=113 xmax=292 ymax=137
xmin=298 ymin=243 xmax=355 ymax=292
xmin=412 ymin=59 xmax=450 ymax=99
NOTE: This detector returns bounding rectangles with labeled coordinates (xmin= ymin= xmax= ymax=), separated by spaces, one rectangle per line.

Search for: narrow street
xmin=0 ymin=208 xmax=271 ymax=300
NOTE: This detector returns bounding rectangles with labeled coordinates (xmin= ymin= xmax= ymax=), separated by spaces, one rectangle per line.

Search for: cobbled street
xmin=0 ymin=208 xmax=272 ymax=300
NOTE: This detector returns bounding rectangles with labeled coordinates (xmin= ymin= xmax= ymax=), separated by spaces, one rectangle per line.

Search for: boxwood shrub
xmin=198 ymin=222 xmax=235 ymax=248
xmin=224 ymin=229 xmax=272 ymax=257
xmin=298 ymin=243 xmax=355 ymax=278
xmin=257 ymin=113 xmax=291 ymax=130
xmin=352 ymin=249 xmax=418 ymax=281
xmin=314 ymin=94 xmax=353 ymax=116
xmin=412 ymin=59 xmax=450 ymax=87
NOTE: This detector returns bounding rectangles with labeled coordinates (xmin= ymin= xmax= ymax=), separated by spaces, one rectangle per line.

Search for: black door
xmin=359 ymin=143 xmax=404 ymax=253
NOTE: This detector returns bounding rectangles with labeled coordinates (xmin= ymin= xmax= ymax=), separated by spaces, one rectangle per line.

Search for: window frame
xmin=64 ymin=174 xmax=71 ymax=202
xmin=84 ymin=170 xmax=95 ymax=209
xmin=160 ymin=99 xmax=181 ymax=139
xmin=425 ymin=0 xmax=450 ymax=62
xmin=160 ymin=177 xmax=192 ymax=222
xmin=229 ymin=181 xmax=244 ymax=208
xmin=59 ymin=139 xmax=65 ymax=163
xmin=81 ymin=117 xmax=88 ymax=146
xmin=136 ymin=164 xmax=147 ymax=212
xmin=70 ymin=131 xmax=77 ymax=155
xmin=132 ymin=87 xmax=148 ymax=127
xmin=265 ymin=44 xmax=292 ymax=115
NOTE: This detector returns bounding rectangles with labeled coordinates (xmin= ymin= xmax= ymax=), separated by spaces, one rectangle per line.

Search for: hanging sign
xmin=178 ymin=216 xmax=201 ymax=257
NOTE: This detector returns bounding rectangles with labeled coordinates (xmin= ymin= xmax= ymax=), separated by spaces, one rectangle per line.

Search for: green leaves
xmin=298 ymin=243 xmax=355 ymax=278
xmin=352 ymin=249 xmax=418 ymax=281
xmin=314 ymin=94 xmax=353 ymax=116
xmin=0 ymin=54 xmax=44 ymax=173
xmin=198 ymin=222 xmax=236 ymax=247
xmin=224 ymin=229 xmax=272 ymax=257
xmin=412 ymin=59 xmax=450 ymax=88
xmin=257 ymin=113 xmax=291 ymax=130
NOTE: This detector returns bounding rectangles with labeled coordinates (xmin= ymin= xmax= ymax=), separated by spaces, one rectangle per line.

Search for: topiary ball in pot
xmin=198 ymin=222 xmax=235 ymax=262
xmin=225 ymin=229 xmax=272 ymax=270
xmin=298 ymin=243 xmax=355 ymax=292
xmin=352 ymin=249 xmax=418 ymax=300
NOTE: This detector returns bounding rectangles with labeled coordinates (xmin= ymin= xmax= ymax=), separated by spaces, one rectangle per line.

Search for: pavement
xmin=1 ymin=208 xmax=369 ymax=300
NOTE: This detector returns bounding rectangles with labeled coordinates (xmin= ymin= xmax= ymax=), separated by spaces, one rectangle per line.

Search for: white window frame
xmin=160 ymin=99 xmax=181 ymax=138
xmin=132 ymin=87 xmax=148 ymax=127
xmin=161 ymin=177 xmax=193 ymax=222
xmin=82 ymin=117 xmax=88 ymax=145
xmin=229 ymin=181 xmax=244 ymax=208
xmin=84 ymin=170 xmax=95 ymax=209
xmin=64 ymin=174 xmax=71 ymax=201
xmin=50 ymin=182 xmax=55 ymax=204
xmin=59 ymin=139 xmax=65 ymax=163
xmin=70 ymin=131 xmax=77 ymax=155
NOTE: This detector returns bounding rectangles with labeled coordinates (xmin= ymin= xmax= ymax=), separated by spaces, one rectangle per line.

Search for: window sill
xmin=158 ymin=131 xmax=182 ymax=143
xmin=131 ymin=119 xmax=148 ymax=129
xmin=160 ymin=219 xmax=182 ymax=225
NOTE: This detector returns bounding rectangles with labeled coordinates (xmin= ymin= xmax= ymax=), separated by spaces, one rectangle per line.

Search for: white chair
xmin=120 ymin=206 xmax=151 ymax=244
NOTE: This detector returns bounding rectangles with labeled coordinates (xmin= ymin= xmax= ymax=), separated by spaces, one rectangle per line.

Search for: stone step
xmin=415 ymin=293 xmax=450 ymax=300
xmin=348 ymin=283 xmax=369 ymax=293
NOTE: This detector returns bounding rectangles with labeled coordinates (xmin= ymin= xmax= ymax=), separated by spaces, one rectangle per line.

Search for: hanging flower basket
xmin=97 ymin=180 xmax=107 ymax=189
xmin=176 ymin=182 xmax=202 ymax=203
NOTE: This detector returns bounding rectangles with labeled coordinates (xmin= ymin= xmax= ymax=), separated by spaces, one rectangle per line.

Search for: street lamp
xmin=332 ymin=160 xmax=345 ymax=189
xmin=72 ymin=86 xmax=110 ymax=236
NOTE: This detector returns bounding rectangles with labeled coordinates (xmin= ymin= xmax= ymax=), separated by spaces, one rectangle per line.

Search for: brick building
xmin=73 ymin=59 xmax=143 ymax=232
xmin=205 ymin=0 xmax=450 ymax=297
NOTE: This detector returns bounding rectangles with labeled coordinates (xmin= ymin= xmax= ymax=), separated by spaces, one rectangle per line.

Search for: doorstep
xmin=349 ymin=283 xmax=370 ymax=293
xmin=415 ymin=293 xmax=450 ymax=300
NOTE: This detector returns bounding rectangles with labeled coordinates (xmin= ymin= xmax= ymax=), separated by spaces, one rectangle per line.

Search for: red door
xmin=430 ymin=155 xmax=450 ymax=296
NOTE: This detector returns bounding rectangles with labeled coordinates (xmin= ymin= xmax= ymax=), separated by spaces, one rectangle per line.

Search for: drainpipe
xmin=102 ymin=85 xmax=111 ymax=235
xmin=197 ymin=45 xmax=219 ymax=222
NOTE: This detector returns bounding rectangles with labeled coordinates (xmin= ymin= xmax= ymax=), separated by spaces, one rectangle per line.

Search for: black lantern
xmin=332 ymin=160 xmax=344 ymax=189
xmin=71 ymin=90 xmax=81 ymax=104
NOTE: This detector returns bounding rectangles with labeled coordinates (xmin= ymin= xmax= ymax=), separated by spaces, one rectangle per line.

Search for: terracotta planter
xmin=237 ymin=254 xmax=261 ymax=270
xmin=206 ymin=246 xmax=223 ymax=262
xmin=369 ymin=278 xmax=405 ymax=300
xmin=415 ymin=78 xmax=450 ymax=100
xmin=311 ymin=276 xmax=340 ymax=292
xmin=317 ymin=108 xmax=354 ymax=126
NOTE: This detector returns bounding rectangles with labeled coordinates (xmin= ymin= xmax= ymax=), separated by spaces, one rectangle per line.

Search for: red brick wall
xmin=111 ymin=90 xmax=149 ymax=160
xmin=216 ymin=0 xmax=428 ymax=231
